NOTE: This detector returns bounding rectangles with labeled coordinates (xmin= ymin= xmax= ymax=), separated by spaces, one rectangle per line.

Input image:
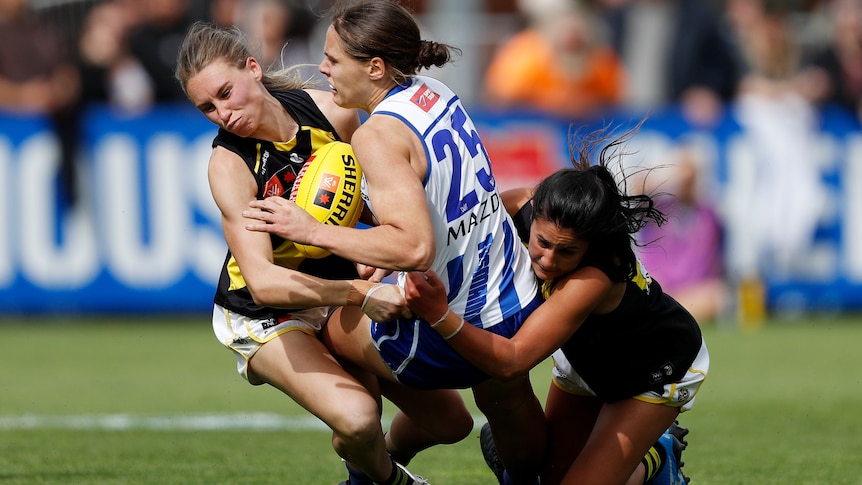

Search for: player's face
xmin=319 ymin=25 xmax=371 ymax=110
xmin=528 ymin=217 xmax=589 ymax=281
xmin=186 ymin=57 xmax=263 ymax=138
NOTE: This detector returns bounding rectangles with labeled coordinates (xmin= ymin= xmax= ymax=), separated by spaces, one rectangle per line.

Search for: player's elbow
xmin=400 ymin=241 xmax=434 ymax=271
xmin=489 ymin=352 xmax=534 ymax=381
xmin=493 ymin=364 xmax=531 ymax=382
xmin=244 ymin=277 xmax=282 ymax=307
xmin=246 ymin=283 xmax=276 ymax=307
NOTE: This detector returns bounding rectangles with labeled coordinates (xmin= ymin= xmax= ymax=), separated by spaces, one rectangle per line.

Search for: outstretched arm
xmin=404 ymin=269 xmax=609 ymax=380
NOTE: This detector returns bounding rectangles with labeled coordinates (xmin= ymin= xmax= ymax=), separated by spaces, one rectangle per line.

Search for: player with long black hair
xmin=405 ymin=125 xmax=709 ymax=485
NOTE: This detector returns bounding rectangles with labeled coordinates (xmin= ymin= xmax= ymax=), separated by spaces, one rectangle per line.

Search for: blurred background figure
xmin=127 ymin=0 xmax=194 ymax=105
xmin=0 ymin=0 xmax=81 ymax=205
xmin=76 ymin=0 xmax=153 ymax=115
xmin=725 ymin=0 xmax=827 ymax=321
xmin=482 ymin=0 xmax=624 ymax=120
xmin=208 ymin=0 xmax=241 ymax=28
xmin=798 ymin=0 xmax=862 ymax=124
xmin=235 ymin=0 xmax=319 ymax=80
xmin=637 ymin=145 xmax=728 ymax=325
xmin=598 ymin=0 xmax=742 ymax=127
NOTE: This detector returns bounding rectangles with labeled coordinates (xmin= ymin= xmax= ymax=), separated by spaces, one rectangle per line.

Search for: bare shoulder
xmin=500 ymin=187 xmax=533 ymax=218
xmin=304 ymin=88 xmax=360 ymax=141
xmin=352 ymin=114 xmax=414 ymax=155
xmin=352 ymin=115 xmax=423 ymax=177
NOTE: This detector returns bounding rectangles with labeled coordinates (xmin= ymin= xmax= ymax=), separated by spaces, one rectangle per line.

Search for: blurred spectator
xmin=798 ymin=0 xmax=862 ymax=123
xmin=208 ymin=0 xmax=241 ymax=28
xmin=127 ymin=0 xmax=194 ymax=104
xmin=236 ymin=0 xmax=318 ymax=77
xmin=637 ymin=146 xmax=728 ymax=324
xmin=77 ymin=0 xmax=153 ymax=114
xmin=482 ymin=0 xmax=624 ymax=119
xmin=599 ymin=0 xmax=742 ymax=127
xmin=0 ymin=0 xmax=81 ymax=204
xmin=726 ymin=0 xmax=827 ymax=315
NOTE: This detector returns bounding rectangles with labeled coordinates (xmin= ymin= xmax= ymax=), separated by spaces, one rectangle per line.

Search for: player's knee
xmin=330 ymin=412 xmax=383 ymax=452
xmin=435 ymin=408 xmax=473 ymax=444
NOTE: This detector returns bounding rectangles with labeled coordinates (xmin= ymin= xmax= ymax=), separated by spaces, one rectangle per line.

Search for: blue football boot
xmin=647 ymin=420 xmax=691 ymax=485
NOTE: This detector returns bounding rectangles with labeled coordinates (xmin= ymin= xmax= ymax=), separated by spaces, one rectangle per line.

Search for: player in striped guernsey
xmin=243 ymin=1 xmax=545 ymax=483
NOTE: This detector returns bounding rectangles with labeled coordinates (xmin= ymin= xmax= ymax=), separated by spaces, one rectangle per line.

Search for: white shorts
xmin=211 ymin=304 xmax=336 ymax=384
xmin=551 ymin=338 xmax=710 ymax=412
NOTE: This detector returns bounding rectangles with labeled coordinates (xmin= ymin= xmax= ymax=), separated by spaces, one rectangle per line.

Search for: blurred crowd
xmin=483 ymin=0 xmax=859 ymax=324
xmin=1 ymin=0 xmax=857 ymax=323
xmin=0 ymin=0 xmax=320 ymax=204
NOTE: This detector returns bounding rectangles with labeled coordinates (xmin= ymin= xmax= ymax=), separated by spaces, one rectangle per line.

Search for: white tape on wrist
xmin=360 ymin=283 xmax=387 ymax=312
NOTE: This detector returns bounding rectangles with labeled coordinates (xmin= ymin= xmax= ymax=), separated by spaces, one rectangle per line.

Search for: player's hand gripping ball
xmin=289 ymin=141 xmax=364 ymax=258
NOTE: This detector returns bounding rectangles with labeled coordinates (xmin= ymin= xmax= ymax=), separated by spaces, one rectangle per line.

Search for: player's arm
xmin=404 ymin=268 xmax=611 ymax=380
xmin=299 ymin=116 xmax=436 ymax=271
xmin=208 ymin=146 xmax=403 ymax=316
xmin=241 ymin=107 xmax=433 ymax=271
xmin=501 ymin=187 xmax=533 ymax=218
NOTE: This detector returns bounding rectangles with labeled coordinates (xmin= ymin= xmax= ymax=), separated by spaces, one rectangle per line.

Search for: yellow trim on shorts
xmin=551 ymin=375 xmax=593 ymax=396
xmin=633 ymin=390 xmax=680 ymax=407
xmin=246 ymin=324 xmax=316 ymax=344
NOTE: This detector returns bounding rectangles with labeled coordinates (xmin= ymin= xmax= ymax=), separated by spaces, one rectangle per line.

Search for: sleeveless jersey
xmin=372 ymin=76 xmax=537 ymax=328
xmin=212 ymin=90 xmax=358 ymax=319
xmin=514 ymin=201 xmax=702 ymax=402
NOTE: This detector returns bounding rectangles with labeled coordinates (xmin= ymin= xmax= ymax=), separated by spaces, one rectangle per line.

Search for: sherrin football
xmin=289 ymin=141 xmax=364 ymax=258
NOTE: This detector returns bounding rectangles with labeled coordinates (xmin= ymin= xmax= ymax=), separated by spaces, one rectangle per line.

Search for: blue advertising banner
xmin=0 ymin=104 xmax=223 ymax=314
xmin=1 ymin=103 xmax=860 ymax=314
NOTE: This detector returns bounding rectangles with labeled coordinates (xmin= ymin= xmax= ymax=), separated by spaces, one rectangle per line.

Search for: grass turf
xmin=2 ymin=315 xmax=862 ymax=484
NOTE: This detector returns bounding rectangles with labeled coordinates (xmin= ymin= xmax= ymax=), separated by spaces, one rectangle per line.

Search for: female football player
xmin=404 ymin=125 xmax=710 ymax=485
xmin=176 ymin=20 xmax=470 ymax=485
xmin=242 ymin=1 xmax=546 ymax=483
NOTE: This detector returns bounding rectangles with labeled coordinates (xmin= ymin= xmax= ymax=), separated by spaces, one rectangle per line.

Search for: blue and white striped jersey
xmin=372 ymin=76 xmax=537 ymax=328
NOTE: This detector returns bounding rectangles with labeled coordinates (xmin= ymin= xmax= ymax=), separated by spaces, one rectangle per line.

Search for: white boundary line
xmin=0 ymin=414 xmax=343 ymax=431
xmin=0 ymin=413 xmax=487 ymax=431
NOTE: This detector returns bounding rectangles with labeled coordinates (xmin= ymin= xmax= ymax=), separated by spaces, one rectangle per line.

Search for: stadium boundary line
xmin=0 ymin=413 xmax=488 ymax=431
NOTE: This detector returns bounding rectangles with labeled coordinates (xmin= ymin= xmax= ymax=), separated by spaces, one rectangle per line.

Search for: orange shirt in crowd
xmin=484 ymin=29 xmax=624 ymax=118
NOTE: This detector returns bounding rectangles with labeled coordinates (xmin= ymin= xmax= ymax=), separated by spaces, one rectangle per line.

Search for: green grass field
xmin=3 ymin=315 xmax=862 ymax=484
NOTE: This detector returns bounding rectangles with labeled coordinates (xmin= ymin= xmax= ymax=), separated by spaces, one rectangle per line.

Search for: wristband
xmin=360 ymin=283 xmax=387 ymax=312
xmin=430 ymin=309 xmax=451 ymax=328
xmin=443 ymin=319 xmax=465 ymax=340
xmin=431 ymin=311 xmax=464 ymax=339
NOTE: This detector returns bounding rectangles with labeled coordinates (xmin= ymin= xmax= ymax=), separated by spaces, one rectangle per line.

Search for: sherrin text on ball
xmin=289 ymin=141 xmax=364 ymax=258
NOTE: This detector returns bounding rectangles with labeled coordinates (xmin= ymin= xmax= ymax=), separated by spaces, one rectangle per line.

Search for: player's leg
xmin=323 ymin=306 xmax=396 ymax=379
xmin=324 ymin=306 xmax=474 ymax=474
xmin=559 ymin=397 xmax=680 ymax=485
xmin=249 ymin=329 xmax=394 ymax=483
xmin=380 ymin=380 xmax=474 ymax=464
xmin=541 ymin=384 xmax=602 ymax=485
xmin=472 ymin=376 xmax=546 ymax=485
